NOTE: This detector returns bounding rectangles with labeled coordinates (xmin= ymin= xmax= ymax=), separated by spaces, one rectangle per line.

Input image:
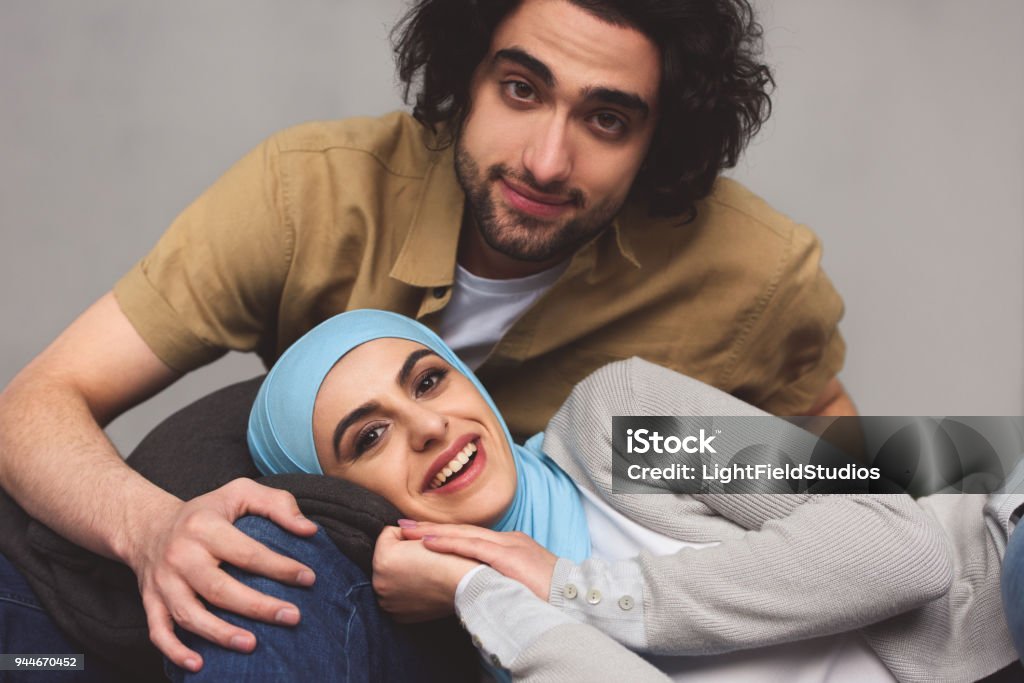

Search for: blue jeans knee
xmin=166 ymin=515 xmax=440 ymax=682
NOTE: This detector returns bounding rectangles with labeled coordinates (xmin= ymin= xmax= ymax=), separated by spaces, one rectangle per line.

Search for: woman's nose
xmin=407 ymin=404 xmax=449 ymax=452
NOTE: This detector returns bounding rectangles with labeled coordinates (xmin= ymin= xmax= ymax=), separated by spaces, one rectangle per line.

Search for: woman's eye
xmin=503 ymin=80 xmax=537 ymax=102
xmin=414 ymin=368 xmax=448 ymax=397
xmin=355 ymin=425 xmax=386 ymax=455
xmin=592 ymin=112 xmax=626 ymax=136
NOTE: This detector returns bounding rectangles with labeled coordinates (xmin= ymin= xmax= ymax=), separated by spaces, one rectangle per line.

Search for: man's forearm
xmin=0 ymin=370 xmax=179 ymax=564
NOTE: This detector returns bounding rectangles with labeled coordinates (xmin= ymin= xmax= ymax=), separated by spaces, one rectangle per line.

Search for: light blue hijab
xmin=248 ymin=309 xmax=590 ymax=563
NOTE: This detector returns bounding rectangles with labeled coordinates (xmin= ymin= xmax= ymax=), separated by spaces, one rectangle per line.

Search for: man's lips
xmin=499 ymin=178 xmax=574 ymax=219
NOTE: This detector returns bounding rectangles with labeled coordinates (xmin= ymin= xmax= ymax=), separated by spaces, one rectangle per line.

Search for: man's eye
xmin=414 ymin=368 xmax=448 ymax=397
xmin=355 ymin=425 xmax=386 ymax=455
xmin=502 ymin=80 xmax=537 ymax=102
xmin=591 ymin=112 xmax=626 ymax=136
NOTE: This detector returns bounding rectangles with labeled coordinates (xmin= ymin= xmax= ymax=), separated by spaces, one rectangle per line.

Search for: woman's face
xmin=312 ymin=338 xmax=517 ymax=526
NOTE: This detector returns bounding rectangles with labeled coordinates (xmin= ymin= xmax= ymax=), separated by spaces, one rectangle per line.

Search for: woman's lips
xmin=423 ymin=438 xmax=487 ymax=495
xmin=498 ymin=178 xmax=573 ymax=220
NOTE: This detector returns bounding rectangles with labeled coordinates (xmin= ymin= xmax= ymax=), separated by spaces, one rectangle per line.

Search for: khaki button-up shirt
xmin=115 ymin=112 xmax=844 ymax=438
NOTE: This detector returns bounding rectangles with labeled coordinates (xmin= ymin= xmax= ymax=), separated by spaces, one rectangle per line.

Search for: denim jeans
xmin=0 ymin=551 xmax=120 ymax=682
xmin=166 ymin=516 xmax=464 ymax=682
xmin=1002 ymin=524 xmax=1024 ymax=662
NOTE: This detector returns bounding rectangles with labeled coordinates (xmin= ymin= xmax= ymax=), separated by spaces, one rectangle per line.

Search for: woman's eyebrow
xmin=332 ymin=402 xmax=379 ymax=461
xmin=331 ymin=348 xmax=440 ymax=460
xmin=397 ymin=348 xmax=439 ymax=386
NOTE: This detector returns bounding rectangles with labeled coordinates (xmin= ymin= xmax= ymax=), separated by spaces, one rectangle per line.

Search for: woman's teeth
xmin=430 ymin=441 xmax=478 ymax=489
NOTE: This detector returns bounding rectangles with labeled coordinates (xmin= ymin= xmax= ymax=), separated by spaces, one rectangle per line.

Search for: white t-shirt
xmin=438 ymin=262 xmax=568 ymax=370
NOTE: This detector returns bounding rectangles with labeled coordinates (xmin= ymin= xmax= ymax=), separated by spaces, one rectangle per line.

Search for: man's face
xmin=456 ymin=0 xmax=661 ymax=276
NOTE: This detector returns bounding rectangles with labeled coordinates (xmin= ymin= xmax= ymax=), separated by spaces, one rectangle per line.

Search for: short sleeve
xmin=726 ymin=225 xmax=846 ymax=415
xmin=113 ymin=136 xmax=292 ymax=373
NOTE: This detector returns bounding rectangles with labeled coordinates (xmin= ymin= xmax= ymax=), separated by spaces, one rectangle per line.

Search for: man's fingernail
xmin=397 ymin=519 xmax=418 ymax=529
xmin=275 ymin=607 xmax=300 ymax=625
xmin=297 ymin=569 xmax=316 ymax=586
xmin=229 ymin=634 xmax=251 ymax=650
xmin=184 ymin=657 xmax=200 ymax=672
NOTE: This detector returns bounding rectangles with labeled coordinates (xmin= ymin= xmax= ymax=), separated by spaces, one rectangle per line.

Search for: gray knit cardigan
xmin=454 ymin=358 xmax=1020 ymax=683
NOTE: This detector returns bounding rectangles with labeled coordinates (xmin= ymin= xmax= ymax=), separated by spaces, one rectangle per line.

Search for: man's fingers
xmin=144 ymin=594 xmax=203 ymax=672
xmin=161 ymin=582 xmax=258 ymax=654
xmin=223 ymin=480 xmax=317 ymax=536
xmin=192 ymin=565 xmax=302 ymax=627
xmin=216 ymin=526 xmax=316 ymax=587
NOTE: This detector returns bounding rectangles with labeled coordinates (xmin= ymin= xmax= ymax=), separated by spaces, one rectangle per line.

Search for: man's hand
xmin=371 ymin=526 xmax=479 ymax=622
xmin=806 ymin=377 xmax=857 ymax=416
xmin=399 ymin=522 xmax=557 ymax=602
xmin=128 ymin=479 xmax=318 ymax=673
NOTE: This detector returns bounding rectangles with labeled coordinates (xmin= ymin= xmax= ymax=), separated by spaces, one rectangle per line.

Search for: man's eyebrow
xmin=493 ymin=47 xmax=554 ymax=88
xmin=581 ymin=86 xmax=650 ymax=119
xmin=332 ymin=402 xmax=379 ymax=460
xmin=493 ymin=48 xmax=650 ymax=120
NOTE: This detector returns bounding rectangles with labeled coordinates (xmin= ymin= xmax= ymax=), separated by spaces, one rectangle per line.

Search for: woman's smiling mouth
xmin=423 ymin=436 xmax=487 ymax=494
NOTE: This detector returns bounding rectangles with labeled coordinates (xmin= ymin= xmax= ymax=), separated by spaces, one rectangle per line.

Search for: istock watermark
xmin=611 ymin=416 xmax=1024 ymax=496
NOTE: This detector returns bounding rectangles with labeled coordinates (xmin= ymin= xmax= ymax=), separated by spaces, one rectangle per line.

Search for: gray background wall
xmin=1 ymin=0 xmax=1021 ymax=455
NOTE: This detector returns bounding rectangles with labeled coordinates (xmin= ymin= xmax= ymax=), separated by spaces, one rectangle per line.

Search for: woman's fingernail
xmin=397 ymin=519 xmax=418 ymax=529
xmin=423 ymin=534 xmax=438 ymax=541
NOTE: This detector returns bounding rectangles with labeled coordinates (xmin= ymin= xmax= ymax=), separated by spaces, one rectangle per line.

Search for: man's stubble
xmin=453 ymin=136 xmax=624 ymax=264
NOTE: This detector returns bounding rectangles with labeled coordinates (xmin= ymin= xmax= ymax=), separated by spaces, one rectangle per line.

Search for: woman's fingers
xmin=372 ymin=526 xmax=477 ymax=621
xmin=420 ymin=531 xmax=557 ymax=601
xmin=399 ymin=520 xmax=513 ymax=544
xmin=418 ymin=535 xmax=508 ymax=565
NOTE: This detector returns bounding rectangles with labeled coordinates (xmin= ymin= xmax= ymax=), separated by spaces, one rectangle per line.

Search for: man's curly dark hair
xmin=393 ymin=0 xmax=774 ymax=222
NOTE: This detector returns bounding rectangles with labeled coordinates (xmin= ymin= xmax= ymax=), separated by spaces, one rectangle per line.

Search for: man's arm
xmin=0 ymin=292 xmax=318 ymax=672
xmin=805 ymin=376 xmax=857 ymax=416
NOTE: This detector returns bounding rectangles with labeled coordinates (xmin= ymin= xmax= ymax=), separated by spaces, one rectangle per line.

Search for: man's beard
xmin=453 ymin=137 xmax=621 ymax=264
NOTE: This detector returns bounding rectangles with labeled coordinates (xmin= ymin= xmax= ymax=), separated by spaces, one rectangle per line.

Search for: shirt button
xmin=564 ymin=583 xmax=578 ymax=600
xmin=471 ymin=634 xmax=481 ymax=648
xmin=490 ymin=653 xmax=502 ymax=667
xmin=432 ymin=286 xmax=448 ymax=299
xmin=587 ymin=588 xmax=602 ymax=605
xmin=618 ymin=595 xmax=634 ymax=611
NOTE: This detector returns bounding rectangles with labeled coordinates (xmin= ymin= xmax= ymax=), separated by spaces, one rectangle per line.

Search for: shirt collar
xmin=389 ymin=143 xmax=464 ymax=288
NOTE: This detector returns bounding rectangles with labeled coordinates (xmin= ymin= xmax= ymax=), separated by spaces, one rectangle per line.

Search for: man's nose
xmin=522 ymin=113 xmax=573 ymax=188
xmin=407 ymin=403 xmax=449 ymax=452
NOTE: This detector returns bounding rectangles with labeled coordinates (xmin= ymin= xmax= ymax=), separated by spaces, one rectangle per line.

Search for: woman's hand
xmin=372 ymin=526 xmax=480 ymax=622
xmin=399 ymin=521 xmax=557 ymax=601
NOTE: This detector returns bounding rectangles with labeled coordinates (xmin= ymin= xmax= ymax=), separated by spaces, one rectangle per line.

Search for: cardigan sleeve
xmin=455 ymin=567 xmax=670 ymax=682
xmin=540 ymin=358 xmax=954 ymax=655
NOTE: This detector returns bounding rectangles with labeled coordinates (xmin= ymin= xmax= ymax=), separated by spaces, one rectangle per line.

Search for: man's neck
xmin=456 ymin=213 xmax=567 ymax=280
